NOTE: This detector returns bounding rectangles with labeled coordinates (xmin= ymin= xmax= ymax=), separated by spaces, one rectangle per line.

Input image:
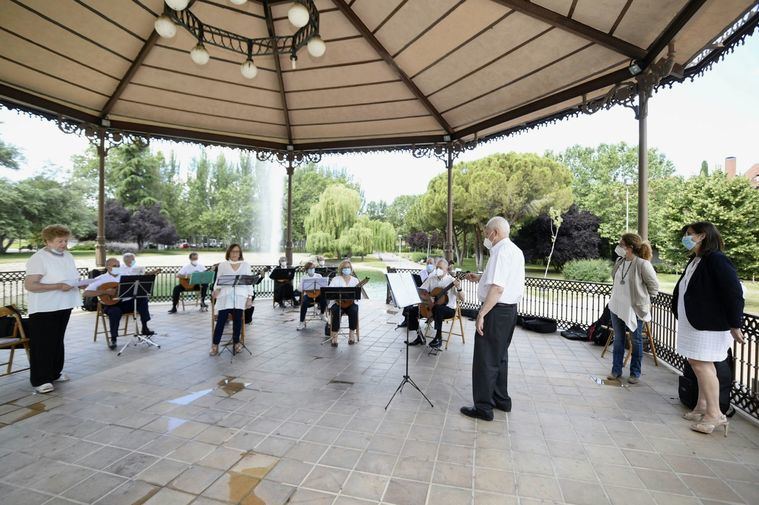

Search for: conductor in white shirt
xmin=461 ymin=217 xmax=525 ymax=421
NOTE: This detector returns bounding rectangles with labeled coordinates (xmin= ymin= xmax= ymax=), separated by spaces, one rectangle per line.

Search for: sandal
xmin=209 ymin=344 xmax=219 ymax=356
xmin=234 ymin=343 xmax=243 ymax=354
xmin=682 ymin=410 xmax=705 ymax=421
xmin=690 ymin=414 xmax=729 ymax=437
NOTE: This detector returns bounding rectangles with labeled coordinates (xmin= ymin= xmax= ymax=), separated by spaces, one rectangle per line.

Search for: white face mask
xmin=229 ymin=260 xmax=242 ymax=265
xmin=483 ymin=237 xmax=493 ymax=250
xmin=190 ymin=260 xmax=198 ymax=266
xmin=614 ymin=245 xmax=627 ymax=258
xmin=434 ymin=268 xmax=444 ymax=277
xmin=280 ymin=262 xmax=287 ymax=267
xmin=307 ymin=268 xmax=315 ymax=276
xmin=318 ymin=261 xmax=325 ymax=267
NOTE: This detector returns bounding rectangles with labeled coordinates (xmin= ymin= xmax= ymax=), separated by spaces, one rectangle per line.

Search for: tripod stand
xmin=115 ymin=274 xmax=159 ymax=356
xmin=385 ymin=273 xmax=433 ymax=410
xmin=215 ymin=274 xmax=256 ymax=361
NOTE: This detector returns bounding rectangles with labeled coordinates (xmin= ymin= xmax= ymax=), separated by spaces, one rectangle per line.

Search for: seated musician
xmin=297 ymin=261 xmax=327 ymax=330
xmin=169 ymin=252 xmax=209 ymax=313
xmin=317 ymin=255 xmax=326 ymax=268
xmin=407 ymin=258 xmax=463 ymax=348
xmin=399 ymin=257 xmax=436 ymax=328
xmin=83 ymin=257 xmax=154 ymax=350
xmin=122 ymin=252 xmax=139 ymax=273
xmin=328 ymin=260 xmax=360 ymax=347
xmin=210 ymin=244 xmax=253 ymax=356
xmin=272 ymin=256 xmax=300 ymax=308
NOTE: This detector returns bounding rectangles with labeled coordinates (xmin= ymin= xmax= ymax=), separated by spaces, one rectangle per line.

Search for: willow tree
xmin=305 ymin=184 xmax=361 ymax=256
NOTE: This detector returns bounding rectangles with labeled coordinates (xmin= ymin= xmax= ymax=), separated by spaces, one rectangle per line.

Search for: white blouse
xmin=328 ymin=275 xmax=360 ymax=307
xmin=213 ymin=261 xmax=254 ymax=311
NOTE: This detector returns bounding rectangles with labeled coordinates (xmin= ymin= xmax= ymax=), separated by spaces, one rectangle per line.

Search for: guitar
xmin=97 ymin=282 xmax=120 ymax=306
xmin=418 ymin=271 xmax=469 ymax=318
xmin=339 ymin=277 xmax=370 ymax=309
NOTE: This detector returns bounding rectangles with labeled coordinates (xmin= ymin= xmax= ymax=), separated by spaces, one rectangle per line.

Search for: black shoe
xmin=405 ymin=336 xmax=424 ymax=346
xmin=141 ymin=327 xmax=155 ymax=336
xmin=398 ymin=321 xmax=408 ymax=328
xmin=200 ymin=302 xmax=208 ymax=309
xmin=109 ymin=339 xmax=117 ymax=350
xmin=494 ymin=400 xmax=512 ymax=413
xmin=460 ymin=406 xmax=493 ymax=421
xmin=429 ymin=336 xmax=442 ymax=348
xmin=168 ymin=307 xmax=177 ymax=314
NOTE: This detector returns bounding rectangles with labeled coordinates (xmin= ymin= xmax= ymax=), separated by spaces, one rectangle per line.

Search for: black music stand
xmin=385 ymin=273 xmax=433 ymax=409
xmin=215 ymin=274 xmax=257 ymax=359
xmin=270 ymin=267 xmax=297 ymax=310
xmin=315 ymin=267 xmax=337 ymax=279
xmin=116 ymin=274 xmax=159 ymax=356
xmin=322 ymin=286 xmax=361 ymax=344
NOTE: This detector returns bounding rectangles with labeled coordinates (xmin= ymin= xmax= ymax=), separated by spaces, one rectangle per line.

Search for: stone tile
xmin=513 ymin=451 xmax=553 ymax=475
xmin=354 ymin=450 xmax=397 ymax=475
xmin=624 ymin=449 xmax=670 ymax=470
xmin=286 ymin=488 xmax=335 ymax=505
xmin=2 ymin=486 xmax=52 ymax=505
xmin=231 ymin=452 xmax=280 ymax=478
xmin=136 ymin=457 xmax=189 ymax=486
xmin=193 ymin=425 xmax=236 ymax=445
xmin=662 ymin=454 xmax=716 ymax=476
xmin=474 ymin=490 xmax=519 ymax=505
xmin=96 ymin=479 xmax=160 ymax=505
xmin=474 ymin=467 xmax=515 ymax=494
xmin=649 ymin=490 xmax=701 ymax=505
xmin=170 ymin=464 xmax=224 ymax=494
xmin=552 ymin=456 xmax=598 ymax=482
xmin=341 ymin=471 xmax=389 ymax=501
xmin=433 ymin=461 xmax=473 ymax=489
xmin=393 ymin=455 xmax=433 ymax=481
xmin=301 ymin=464 xmax=349 ymax=493
xmin=225 ymin=431 xmax=265 ymax=451
xmin=168 ymin=440 xmax=216 ymax=463
xmin=264 ymin=458 xmax=313 ymax=485
xmin=726 ymin=479 xmax=759 ymax=504
xmin=678 ymin=474 xmax=744 ymax=502
xmin=143 ymin=487 xmax=195 ymax=505
xmin=319 ymin=446 xmax=362 ymax=469
xmin=596 ymin=464 xmax=646 ymax=489
xmin=559 ymin=478 xmax=611 ymax=505
xmin=61 ymin=471 xmax=127 ymax=503
xmin=702 ymin=458 xmax=759 ymax=482
xmin=199 ymin=446 xmax=245 ymax=470
xmin=105 ymin=451 xmax=158 ymax=478
xmin=382 ymin=478 xmax=428 ymax=505
xmin=515 ymin=473 xmax=562 ymax=501
xmin=427 ymin=484 xmax=473 ymax=505
xmin=201 ymin=472 xmax=259 ymax=503
xmin=284 ymin=441 xmax=328 ymax=463
xmin=77 ymin=446 xmax=131 ymax=469
xmin=243 ymin=479 xmax=296 ymax=505
xmin=255 ymin=436 xmax=296 ymax=457
xmin=634 ymin=468 xmax=690 ymax=495
xmin=604 ymin=485 xmax=656 ymax=505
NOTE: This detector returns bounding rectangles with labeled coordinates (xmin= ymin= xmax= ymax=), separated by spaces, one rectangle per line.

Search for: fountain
xmin=255 ymin=162 xmax=284 ymax=261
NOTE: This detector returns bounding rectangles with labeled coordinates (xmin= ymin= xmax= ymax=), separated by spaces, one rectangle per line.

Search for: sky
xmin=1 ymin=35 xmax=757 ymax=204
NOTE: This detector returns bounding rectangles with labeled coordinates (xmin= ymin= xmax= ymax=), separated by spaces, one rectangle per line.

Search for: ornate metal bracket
xmin=411 ymin=138 xmax=478 ymax=163
xmin=255 ymin=148 xmax=322 ymax=170
xmin=56 ymin=117 xmax=148 ymax=154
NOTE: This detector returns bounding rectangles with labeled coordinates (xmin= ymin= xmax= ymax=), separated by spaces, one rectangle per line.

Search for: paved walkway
xmin=0 ymin=300 xmax=757 ymax=505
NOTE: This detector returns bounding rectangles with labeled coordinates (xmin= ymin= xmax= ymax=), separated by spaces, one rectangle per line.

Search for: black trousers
xmin=105 ymin=298 xmax=151 ymax=339
xmin=300 ymin=293 xmax=326 ymax=322
xmin=172 ymin=283 xmax=208 ymax=306
xmin=431 ymin=305 xmax=456 ymax=337
xmin=274 ymin=282 xmax=300 ymax=306
xmin=472 ymin=304 xmax=517 ymax=415
xmin=402 ymin=306 xmax=419 ymax=330
xmin=330 ymin=303 xmax=358 ymax=331
xmin=213 ymin=308 xmax=242 ymax=344
xmin=28 ymin=308 xmax=71 ymax=387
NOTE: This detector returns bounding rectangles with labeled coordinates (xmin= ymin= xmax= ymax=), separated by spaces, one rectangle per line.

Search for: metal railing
xmin=386 ymin=267 xmax=759 ymax=421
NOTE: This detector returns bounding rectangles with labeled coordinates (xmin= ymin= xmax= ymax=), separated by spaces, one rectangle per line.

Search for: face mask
xmin=307 ymin=268 xmax=315 ymax=276
xmin=47 ymin=248 xmax=64 ymax=256
xmin=434 ymin=268 xmax=444 ymax=277
xmin=614 ymin=245 xmax=627 ymax=257
xmin=426 ymin=264 xmax=435 ymax=272
xmin=318 ymin=261 xmax=325 ymax=267
xmin=682 ymin=234 xmax=698 ymax=251
xmin=229 ymin=260 xmax=242 ymax=265
xmin=191 ymin=260 xmax=198 ymax=266
xmin=341 ymin=268 xmax=352 ymax=276
xmin=280 ymin=262 xmax=287 ymax=267
xmin=483 ymin=237 xmax=493 ymax=250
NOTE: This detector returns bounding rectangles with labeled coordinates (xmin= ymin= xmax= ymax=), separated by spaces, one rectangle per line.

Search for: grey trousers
xmin=472 ymin=304 xmax=517 ymax=414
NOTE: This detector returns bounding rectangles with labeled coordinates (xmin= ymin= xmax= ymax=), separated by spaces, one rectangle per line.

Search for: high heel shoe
xmin=682 ymin=410 xmax=705 ymax=421
xmin=209 ymin=344 xmax=219 ymax=356
xmin=690 ymin=415 xmax=729 ymax=437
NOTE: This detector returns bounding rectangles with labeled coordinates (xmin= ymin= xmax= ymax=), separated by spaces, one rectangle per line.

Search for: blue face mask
xmin=682 ymin=234 xmax=698 ymax=251
xmin=341 ymin=268 xmax=352 ymax=276
xmin=307 ymin=268 xmax=315 ymax=276
xmin=426 ymin=264 xmax=434 ymax=272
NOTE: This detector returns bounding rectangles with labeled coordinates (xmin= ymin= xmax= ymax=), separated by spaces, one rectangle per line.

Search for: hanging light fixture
xmin=154 ymin=14 xmax=177 ymax=38
xmin=158 ymin=0 xmax=324 ymax=77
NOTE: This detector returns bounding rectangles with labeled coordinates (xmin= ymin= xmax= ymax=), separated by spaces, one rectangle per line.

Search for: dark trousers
xmin=274 ymin=282 xmax=300 ymax=306
xmin=431 ymin=305 xmax=456 ymax=337
xmin=28 ymin=309 xmax=71 ymax=387
xmin=105 ymin=298 xmax=151 ymax=339
xmin=172 ymin=283 xmax=208 ymax=306
xmin=402 ymin=306 xmax=419 ymax=330
xmin=213 ymin=309 xmax=242 ymax=344
xmin=300 ymin=293 xmax=326 ymax=322
xmin=330 ymin=303 xmax=358 ymax=331
xmin=472 ymin=304 xmax=517 ymax=415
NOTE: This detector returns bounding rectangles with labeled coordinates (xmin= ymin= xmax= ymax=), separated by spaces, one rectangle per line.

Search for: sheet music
xmin=386 ymin=273 xmax=421 ymax=308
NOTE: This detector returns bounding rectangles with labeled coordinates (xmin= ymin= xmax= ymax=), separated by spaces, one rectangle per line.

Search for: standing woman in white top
xmin=210 ymin=244 xmax=253 ymax=356
xmin=673 ymin=222 xmax=744 ymax=436
xmin=606 ymin=233 xmax=659 ymax=384
xmin=23 ymin=225 xmax=82 ymax=394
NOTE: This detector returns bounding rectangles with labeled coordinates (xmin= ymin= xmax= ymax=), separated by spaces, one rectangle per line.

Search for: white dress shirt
xmin=477 ymin=238 xmax=525 ymax=304
xmin=178 ymin=262 xmax=206 ymax=277
xmin=213 ymin=261 xmax=253 ymax=311
xmin=420 ymin=273 xmax=458 ymax=309
xmin=88 ymin=272 xmax=133 ymax=302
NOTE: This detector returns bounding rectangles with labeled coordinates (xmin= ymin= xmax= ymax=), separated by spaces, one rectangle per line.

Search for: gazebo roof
xmin=0 ymin=0 xmax=757 ymax=153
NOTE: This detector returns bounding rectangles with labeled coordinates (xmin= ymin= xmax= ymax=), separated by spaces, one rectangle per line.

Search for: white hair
xmin=486 ymin=216 xmax=510 ymax=236
xmin=123 ymin=252 xmax=135 ymax=259
xmin=436 ymin=258 xmax=449 ymax=267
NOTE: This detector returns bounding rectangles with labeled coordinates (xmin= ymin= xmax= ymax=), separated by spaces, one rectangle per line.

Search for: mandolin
xmin=97 ymin=281 xmax=120 ymax=306
xmin=419 ymin=271 xmax=469 ymax=319
xmin=339 ymin=277 xmax=370 ymax=309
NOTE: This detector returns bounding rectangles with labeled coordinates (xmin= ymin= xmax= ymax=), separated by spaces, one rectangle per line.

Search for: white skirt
xmin=676 ymin=291 xmax=732 ymax=362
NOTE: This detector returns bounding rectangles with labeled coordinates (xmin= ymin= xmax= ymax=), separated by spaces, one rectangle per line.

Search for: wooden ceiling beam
xmin=491 ymin=0 xmax=646 ymax=60
xmin=640 ymin=0 xmax=707 ymax=69
xmin=264 ymin=0 xmax=293 ymax=144
xmin=332 ymin=0 xmax=453 ymax=135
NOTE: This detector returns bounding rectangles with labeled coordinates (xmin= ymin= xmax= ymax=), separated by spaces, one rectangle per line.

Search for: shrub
xmin=409 ymin=252 xmax=428 ymax=263
xmin=69 ymin=241 xmax=96 ymax=251
xmin=563 ymin=259 xmax=612 ymax=283
xmin=106 ymin=241 xmax=138 ymax=254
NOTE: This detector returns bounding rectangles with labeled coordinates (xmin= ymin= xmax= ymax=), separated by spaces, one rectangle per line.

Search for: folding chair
xmin=179 ymin=289 xmax=200 ymax=311
xmin=0 ymin=306 xmax=30 ymax=377
xmin=443 ymin=305 xmax=466 ymax=349
xmin=93 ymin=301 xmax=136 ymax=344
xmin=327 ymin=306 xmax=360 ymax=343
xmin=601 ymin=321 xmax=658 ymax=366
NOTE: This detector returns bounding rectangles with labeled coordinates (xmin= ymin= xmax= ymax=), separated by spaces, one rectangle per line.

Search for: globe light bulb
xmin=154 ymin=14 xmax=177 ymax=38
xmin=288 ymin=2 xmax=310 ymax=28
xmin=165 ymin=0 xmax=190 ymax=11
xmin=230 ymin=0 xmax=247 ymax=5
xmin=190 ymin=43 xmax=210 ymax=65
xmin=241 ymin=58 xmax=258 ymax=79
xmin=307 ymin=35 xmax=326 ymax=57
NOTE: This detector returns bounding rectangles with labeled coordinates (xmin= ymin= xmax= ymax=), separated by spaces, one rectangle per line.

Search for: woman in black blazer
xmin=672 ymin=221 xmax=745 ymax=436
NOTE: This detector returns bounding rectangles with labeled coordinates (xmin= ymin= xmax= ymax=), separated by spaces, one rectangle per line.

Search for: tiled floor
xmin=0 ymin=300 xmax=758 ymax=505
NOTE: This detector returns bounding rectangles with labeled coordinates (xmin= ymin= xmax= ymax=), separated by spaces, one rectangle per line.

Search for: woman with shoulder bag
xmin=606 ymin=233 xmax=659 ymax=384
xmin=673 ymin=222 xmax=745 ymax=436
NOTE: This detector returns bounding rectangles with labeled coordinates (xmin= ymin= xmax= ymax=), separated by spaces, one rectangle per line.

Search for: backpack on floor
xmin=587 ymin=305 xmax=612 ymax=345
xmin=561 ymin=325 xmax=588 ymax=341
xmin=522 ymin=317 xmax=557 ymax=334
xmin=678 ymin=348 xmax=736 ymax=417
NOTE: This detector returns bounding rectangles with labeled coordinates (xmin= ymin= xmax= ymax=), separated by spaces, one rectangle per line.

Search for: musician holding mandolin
xmin=297 ymin=261 xmax=327 ymax=330
xmin=327 ymin=260 xmax=365 ymax=346
xmin=409 ymin=258 xmax=464 ymax=348
xmin=272 ymin=256 xmax=300 ymax=308
xmin=83 ymin=257 xmax=155 ymax=350
xmin=168 ymin=252 xmax=209 ymax=313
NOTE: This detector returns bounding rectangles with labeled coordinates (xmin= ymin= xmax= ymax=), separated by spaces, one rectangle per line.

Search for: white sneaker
xmin=34 ymin=383 xmax=54 ymax=394
xmin=54 ymin=373 xmax=70 ymax=382
xmin=297 ymin=322 xmax=307 ymax=331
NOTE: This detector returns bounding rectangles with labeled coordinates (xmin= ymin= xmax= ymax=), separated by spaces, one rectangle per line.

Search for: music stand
xmin=385 ymin=273 xmax=433 ymax=409
xmin=189 ymin=270 xmax=215 ymax=311
xmin=116 ymin=274 xmax=159 ymax=356
xmin=215 ymin=274 xmax=256 ymax=359
xmin=301 ymin=276 xmax=329 ymax=294
xmin=270 ymin=268 xmax=297 ymax=310
xmin=315 ymin=267 xmax=337 ymax=279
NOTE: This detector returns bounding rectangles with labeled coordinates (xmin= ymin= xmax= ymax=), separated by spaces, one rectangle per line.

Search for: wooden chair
xmin=179 ymin=288 xmax=199 ymax=311
xmin=93 ymin=301 xmax=136 ymax=344
xmin=0 ymin=306 xmax=30 ymax=377
xmin=443 ymin=305 xmax=466 ymax=349
xmin=327 ymin=304 xmax=360 ymax=343
xmin=601 ymin=321 xmax=658 ymax=366
xmin=210 ymin=298 xmax=246 ymax=345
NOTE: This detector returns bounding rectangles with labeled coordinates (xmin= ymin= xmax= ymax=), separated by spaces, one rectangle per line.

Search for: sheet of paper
xmin=386 ymin=273 xmax=421 ymax=308
xmin=64 ymin=278 xmax=96 ymax=288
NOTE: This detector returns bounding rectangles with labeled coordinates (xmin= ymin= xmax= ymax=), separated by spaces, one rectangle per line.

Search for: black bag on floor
xmin=244 ymin=307 xmax=254 ymax=325
xmin=678 ymin=349 xmax=735 ymax=417
xmin=522 ymin=317 xmax=557 ymax=334
xmin=82 ymin=268 xmax=106 ymax=311
xmin=587 ymin=305 xmax=612 ymax=345
xmin=561 ymin=325 xmax=587 ymax=341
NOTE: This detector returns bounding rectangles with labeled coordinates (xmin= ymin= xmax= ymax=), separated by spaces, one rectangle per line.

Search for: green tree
xmin=700 ymin=160 xmax=709 ymax=177
xmin=660 ymin=172 xmax=759 ymax=276
xmin=549 ymin=142 xmax=676 ymax=249
xmin=386 ymin=194 xmax=420 ymax=235
xmin=109 ymin=142 xmax=163 ymax=209
xmin=0 ymin=178 xmax=25 ymax=252
xmin=305 ymin=185 xmax=361 ymax=256
xmin=364 ymin=200 xmax=387 ymax=221
xmin=0 ymin=135 xmax=23 ymax=170
xmin=159 ymin=151 xmax=186 ymax=236
xmin=339 ymin=220 xmax=374 ymax=258
xmin=185 ymin=152 xmax=211 ymax=240
xmin=368 ymin=219 xmax=396 ymax=252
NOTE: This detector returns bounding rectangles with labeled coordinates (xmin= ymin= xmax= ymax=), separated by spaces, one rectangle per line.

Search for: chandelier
xmin=154 ymin=0 xmax=325 ymax=79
